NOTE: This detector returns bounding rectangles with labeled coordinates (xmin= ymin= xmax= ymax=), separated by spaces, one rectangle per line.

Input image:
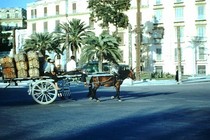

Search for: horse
xmin=87 ymin=69 xmax=136 ymax=102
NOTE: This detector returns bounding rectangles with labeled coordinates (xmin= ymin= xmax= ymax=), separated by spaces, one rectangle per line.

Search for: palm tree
xmin=24 ymin=32 xmax=62 ymax=57
xmin=59 ymin=18 xmax=90 ymax=61
xmin=81 ymin=31 xmax=122 ymax=72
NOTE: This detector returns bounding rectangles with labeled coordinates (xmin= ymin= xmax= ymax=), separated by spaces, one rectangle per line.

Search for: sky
xmin=0 ymin=0 xmax=35 ymax=9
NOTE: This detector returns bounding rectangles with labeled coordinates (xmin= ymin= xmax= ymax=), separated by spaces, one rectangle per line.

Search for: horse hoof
xmin=96 ymin=100 xmax=100 ymax=102
xmin=89 ymin=97 xmax=93 ymax=100
xmin=118 ymin=99 xmax=122 ymax=102
xmin=111 ymin=96 xmax=115 ymax=99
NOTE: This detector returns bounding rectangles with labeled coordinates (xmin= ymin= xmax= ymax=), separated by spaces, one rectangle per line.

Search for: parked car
xmin=81 ymin=61 xmax=110 ymax=74
xmin=118 ymin=63 xmax=130 ymax=71
xmin=81 ymin=61 xmax=130 ymax=74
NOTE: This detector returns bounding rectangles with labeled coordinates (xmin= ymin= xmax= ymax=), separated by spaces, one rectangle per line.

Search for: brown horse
xmin=88 ymin=69 xmax=136 ymax=102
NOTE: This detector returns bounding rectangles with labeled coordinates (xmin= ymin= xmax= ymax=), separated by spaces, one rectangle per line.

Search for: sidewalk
xmin=122 ymin=75 xmax=210 ymax=86
xmin=1 ymin=76 xmax=210 ymax=88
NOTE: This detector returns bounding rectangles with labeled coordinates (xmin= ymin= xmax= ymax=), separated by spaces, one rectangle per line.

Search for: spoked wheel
xmin=31 ymin=80 xmax=58 ymax=105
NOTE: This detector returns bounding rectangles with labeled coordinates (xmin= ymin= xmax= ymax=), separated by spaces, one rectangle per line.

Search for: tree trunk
xmin=135 ymin=0 xmax=141 ymax=80
xmin=177 ymin=26 xmax=182 ymax=83
xmin=66 ymin=34 xmax=70 ymax=62
xmin=98 ymin=54 xmax=103 ymax=72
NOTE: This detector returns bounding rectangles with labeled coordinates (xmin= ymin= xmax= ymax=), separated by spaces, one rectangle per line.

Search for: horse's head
xmin=117 ymin=65 xmax=136 ymax=80
xmin=128 ymin=69 xmax=136 ymax=80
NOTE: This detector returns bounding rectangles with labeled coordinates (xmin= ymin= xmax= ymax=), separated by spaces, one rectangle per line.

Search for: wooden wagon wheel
xmin=31 ymin=80 xmax=58 ymax=105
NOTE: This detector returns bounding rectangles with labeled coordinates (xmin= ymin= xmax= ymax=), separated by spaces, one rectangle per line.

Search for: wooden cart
xmin=2 ymin=74 xmax=81 ymax=105
xmin=0 ymin=51 xmax=82 ymax=105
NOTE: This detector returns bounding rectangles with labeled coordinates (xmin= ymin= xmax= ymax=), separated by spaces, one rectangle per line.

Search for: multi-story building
xmin=26 ymin=0 xmax=210 ymax=76
xmin=0 ymin=7 xmax=27 ymax=29
xmin=0 ymin=7 xmax=27 ymax=56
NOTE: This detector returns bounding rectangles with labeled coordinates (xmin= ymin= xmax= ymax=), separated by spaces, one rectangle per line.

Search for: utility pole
xmin=136 ymin=0 xmax=141 ymax=80
xmin=177 ymin=26 xmax=182 ymax=83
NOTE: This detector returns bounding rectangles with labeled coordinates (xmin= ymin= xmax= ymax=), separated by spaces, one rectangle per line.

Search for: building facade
xmin=0 ymin=8 xmax=27 ymax=56
xmin=0 ymin=8 xmax=27 ymax=29
xmin=25 ymin=0 xmax=210 ymax=76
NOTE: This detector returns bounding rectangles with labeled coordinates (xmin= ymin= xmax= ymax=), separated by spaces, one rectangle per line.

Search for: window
xmin=31 ymin=10 xmax=34 ymax=18
xmin=175 ymin=0 xmax=183 ymax=3
xmin=175 ymin=47 xmax=183 ymax=61
xmin=7 ymin=13 xmax=10 ymax=18
xmin=197 ymin=65 xmax=206 ymax=75
xmin=156 ymin=48 xmax=162 ymax=61
xmin=155 ymin=66 xmax=163 ymax=74
xmin=154 ymin=9 xmax=163 ymax=23
xmin=89 ymin=18 xmax=94 ymax=29
xmin=175 ymin=7 xmax=184 ymax=21
xmin=35 ymin=9 xmax=37 ymax=18
xmin=176 ymin=65 xmax=184 ymax=74
xmin=142 ymin=0 xmax=149 ymax=7
xmin=196 ymin=25 xmax=206 ymax=38
xmin=56 ymin=5 xmax=59 ymax=15
xmin=44 ymin=22 xmax=48 ymax=32
xmin=118 ymin=32 xmax=124 ymax=45
xmin=155 ymin=0 xmax=162 ymax=5
xmin=55 ymin=20 xmax=60 ymax=32
xmin=31 ymin=9 xmax=37 ymax=18
xmin=72 ymin=3 xmax=76 ymax=13
xmin=32 ymin=23 xmax=36 ymax=33
xmin=176 ymin=26 xmax=184 ymax=42
xmin=198 ymin=46 xmax=205 ymax=60
xmin=44 ymin=7 xmax=47 ymax=17
xmin=197 ymin=5 xmax=205 ymax=20
xmin=15 ymin=13 xmax=18 ymax=18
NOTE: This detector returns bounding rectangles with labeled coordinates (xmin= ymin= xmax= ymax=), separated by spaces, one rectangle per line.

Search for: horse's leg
xmin=115 ymin=87 xmax=121 ymax=101
xmin=111 ymin=85 xmax=122 ymax=101
xmin=92 ymin=85 xmax=100 ymax=102
xmin=89 ymin=85 xmax=100 ymax=102
xmin=87 ymin=83 xmax=92 ymax=97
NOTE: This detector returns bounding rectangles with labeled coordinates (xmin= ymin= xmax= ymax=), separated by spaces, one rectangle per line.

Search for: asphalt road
xmin=0 ymin=82 xmax=210 ymax=140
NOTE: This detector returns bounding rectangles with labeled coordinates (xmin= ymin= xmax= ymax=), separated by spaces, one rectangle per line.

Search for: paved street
xmin=0 ymin=81 xmax=210 ymax=140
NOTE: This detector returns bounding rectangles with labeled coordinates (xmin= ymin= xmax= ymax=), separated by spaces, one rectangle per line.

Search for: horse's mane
xmin=118 ymin=69 xmax=130 ymax=80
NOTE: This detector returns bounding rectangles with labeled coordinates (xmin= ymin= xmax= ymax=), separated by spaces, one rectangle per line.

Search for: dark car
xmin=118 ymin=63 xmax=130 ymax=71
xmin=81 ymin=61 xmax=130 ymax=74
xmin=81 ymin=61 xmax=110 ymax=74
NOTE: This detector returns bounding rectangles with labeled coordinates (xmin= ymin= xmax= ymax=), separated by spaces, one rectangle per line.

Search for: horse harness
xmin=92 ymin=75 xmax=123 ymax=85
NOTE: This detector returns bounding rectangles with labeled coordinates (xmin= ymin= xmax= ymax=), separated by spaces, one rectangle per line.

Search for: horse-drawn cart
xmin=0 ymin=51 xmax=81 ymax=105
xmin=2 ymin=73 xmax=81 ymax=105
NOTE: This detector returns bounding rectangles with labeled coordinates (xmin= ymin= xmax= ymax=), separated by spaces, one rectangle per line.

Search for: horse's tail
xmin=87 ymin=76 xmax=93 ymax=97
xmin=89 ymin=76 xmax=93 ymax=85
